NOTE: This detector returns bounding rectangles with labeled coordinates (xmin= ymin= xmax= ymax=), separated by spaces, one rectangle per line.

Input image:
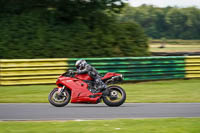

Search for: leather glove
xmin=68 ymin=70 xmax=74 ymax=75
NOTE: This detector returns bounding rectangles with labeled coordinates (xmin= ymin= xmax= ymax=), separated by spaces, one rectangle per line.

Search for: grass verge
xmin=0 ymin=118 xmax=200 ymax=133
xmin=150 ymin=44 xmax=200 ymax=52
xmin=149 ymin=39 xmax=200 ymax=52
xmin=0 ymin=79 xmax=200 ymax=103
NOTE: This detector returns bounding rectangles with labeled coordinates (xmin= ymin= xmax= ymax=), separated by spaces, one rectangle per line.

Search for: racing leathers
xmin=76 ymin=64 xmax=106 ymax=92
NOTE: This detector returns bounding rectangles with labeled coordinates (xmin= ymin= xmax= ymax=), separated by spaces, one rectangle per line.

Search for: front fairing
xmin=56 ymin=76 xmax=89 ymax=91
xmin=56 ymin=75 xmax=101 ymax=103
xmin=56 ymin=76 xmax=73 ymax=86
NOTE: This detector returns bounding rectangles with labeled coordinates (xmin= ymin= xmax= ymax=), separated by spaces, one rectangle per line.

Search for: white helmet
xmin=75 ymin=59 xmax=87 ymax=69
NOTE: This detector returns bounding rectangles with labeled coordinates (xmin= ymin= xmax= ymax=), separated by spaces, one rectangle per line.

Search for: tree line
xmin=0 ymin=0 xmax=149 ymax=59
xmin=119 ymin=4 xmax=200 ymax=39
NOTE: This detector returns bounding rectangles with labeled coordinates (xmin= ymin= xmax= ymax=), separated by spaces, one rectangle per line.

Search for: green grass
xmin=150 ymin=39 xmax=200 ymax=45
xmin=0 ymin=79 xmax=200 ymax=103
xmin=149 ymin=39 xmax=200 ymax=52
xmin=150 ymin=45 xmax=200 ymax=52
xmin=125 ymin=79 xmax=200 ymax=103
xmin=0 ymin=118 xmax=200 ymax=133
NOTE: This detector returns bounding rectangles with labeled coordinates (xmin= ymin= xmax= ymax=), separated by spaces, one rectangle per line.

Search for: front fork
xmin=57 ymin=86 xmax=65 ymax=96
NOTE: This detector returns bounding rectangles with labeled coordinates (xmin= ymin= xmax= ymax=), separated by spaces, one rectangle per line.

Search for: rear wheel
xmin=48 ymin=88 xmax=71 ymax=107
xmin=103 ymin=86 xmax=126 ymax=107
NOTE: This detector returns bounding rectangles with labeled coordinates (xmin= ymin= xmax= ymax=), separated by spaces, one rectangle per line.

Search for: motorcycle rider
xmin=71 ymin=59 xmax=107 ymax=94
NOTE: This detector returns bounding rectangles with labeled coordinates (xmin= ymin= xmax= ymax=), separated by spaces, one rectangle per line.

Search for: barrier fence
xmin=0 ymin=56 xmax=200 ymax=85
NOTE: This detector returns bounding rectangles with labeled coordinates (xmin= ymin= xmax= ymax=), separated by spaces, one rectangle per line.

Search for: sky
xmin=127 ymin=0 xmax=200 ymax=8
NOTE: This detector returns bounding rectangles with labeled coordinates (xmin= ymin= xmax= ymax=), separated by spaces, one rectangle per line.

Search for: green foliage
xmin=120 ymin=5 xmax=200 ymax=39
xmin=0 ymin=0 xmax=149 ymax=59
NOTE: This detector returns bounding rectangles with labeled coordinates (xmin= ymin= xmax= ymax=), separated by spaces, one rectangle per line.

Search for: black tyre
xmin=103 ymin=86 xmax=126 ymax=107
xmin=48 ymin=88 xmax=71 ymax=107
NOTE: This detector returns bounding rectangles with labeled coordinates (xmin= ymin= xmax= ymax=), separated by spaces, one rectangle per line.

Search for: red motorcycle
xmin=48 ymin=70 xmax=126 ymax=107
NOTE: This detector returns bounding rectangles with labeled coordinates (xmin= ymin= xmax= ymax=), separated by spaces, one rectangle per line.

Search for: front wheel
xmin=48 ymin=88 xmax=71 ymax=107
xmin=103 ymin=86 xmax=126 ymax=107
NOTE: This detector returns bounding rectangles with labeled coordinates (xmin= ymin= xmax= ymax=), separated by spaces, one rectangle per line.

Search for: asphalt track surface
xmin=0 ymin=103 xmax=200 ymax=121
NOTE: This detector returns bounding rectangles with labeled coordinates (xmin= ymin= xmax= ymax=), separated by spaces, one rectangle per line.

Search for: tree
xmin=0 ymin=0 xmax=149 ymax=59
xmin=119 ymin=5 xmax=200 ymax=39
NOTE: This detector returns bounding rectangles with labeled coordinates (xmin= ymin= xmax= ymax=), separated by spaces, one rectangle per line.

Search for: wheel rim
xmin=106 ymin=88 xmax=123 ymax=103
xmin=51 ymin=91 xmax=69 ymax=104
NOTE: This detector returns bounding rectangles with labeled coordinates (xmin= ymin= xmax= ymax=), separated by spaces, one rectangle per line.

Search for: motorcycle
xmin=48 ymin=70 xmax=126 ymax=107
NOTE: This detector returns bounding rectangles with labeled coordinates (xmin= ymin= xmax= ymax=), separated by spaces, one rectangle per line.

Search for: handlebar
xmin=61 ymin=70 xmax=75 ymax=77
